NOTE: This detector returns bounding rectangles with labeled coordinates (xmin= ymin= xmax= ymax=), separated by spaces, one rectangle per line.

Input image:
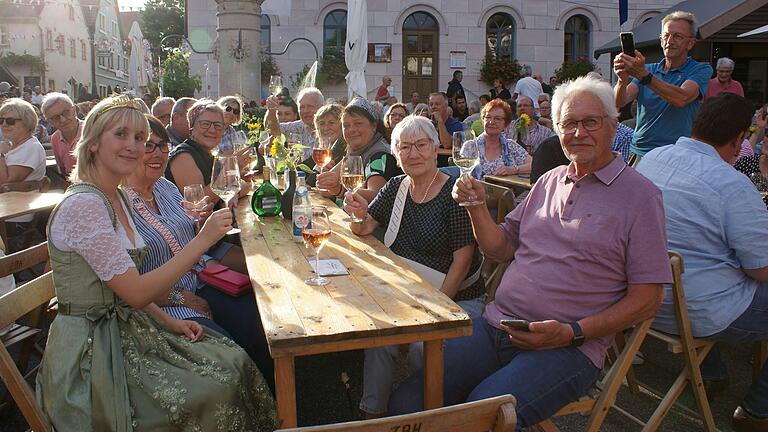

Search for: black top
xmin=368 ymin=175 xmax=483 ymax=300
xmin=166 ymin=138 xmax=214 ymax=186
xmin=490 ymin=88 xmax=512 ymax=100
xmin=446 ymin=79 xmax=465 ymax=103
xmin=530 ymin=135 xmax=569 ymax=184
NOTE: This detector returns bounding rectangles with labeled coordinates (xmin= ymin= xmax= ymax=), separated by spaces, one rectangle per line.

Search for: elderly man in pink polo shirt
xmin=41 ymin=92 xmax=82 ymax=178
xmin=389 ymin=76 xmax=672 ymax=428
xmin=704 ymin=57 xmax=744 ymax=100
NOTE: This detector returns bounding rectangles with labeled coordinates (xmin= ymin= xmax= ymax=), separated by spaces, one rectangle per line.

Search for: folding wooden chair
xmin=0 ymin=269 xmax=54 ymax=431
xmin=275 ymin=394 xmax=516 ymax=432
xmin=477 ymin=180 xmax=515 ymax=302
xmin=0 ymin=177 xmax=51 ymax=193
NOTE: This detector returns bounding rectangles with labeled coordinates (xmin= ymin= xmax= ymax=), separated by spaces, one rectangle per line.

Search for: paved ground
xmin=1 ymin=333 xmax=755 ymax=431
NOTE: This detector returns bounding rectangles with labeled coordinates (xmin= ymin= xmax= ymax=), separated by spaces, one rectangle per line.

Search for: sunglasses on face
xmin=225 ymin=106 xmax=241 ymax=116
xmin=144 ymin=140 xmax=171 ymax=153
xmin=0 ymin=117 xmax=21 ymax=126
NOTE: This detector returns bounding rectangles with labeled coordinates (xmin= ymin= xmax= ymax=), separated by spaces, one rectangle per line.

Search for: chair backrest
xmin=276 ymin=394 xmax=516 ymax=432
xmin=478 ymin=180 xmax=516 ymax=224
xmin=667 ymin=251 xmax=694 ymax=335
xmin=0 ymin=242 xmax=49 ymax=283
xmin=0 ymin=177 xmax=51 ymax=193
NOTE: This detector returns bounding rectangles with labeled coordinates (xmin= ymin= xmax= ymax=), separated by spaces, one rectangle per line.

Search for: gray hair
xmin=296 ymin=87 xmax=325 ymax=105
xmin=217 ymin=95 xmax=242 ymax=109
xmin=551 ymin=76 xmax=619 ymax=128
xmin=41 ymin=91 xmax=74 ymax=115
xmin=716 ymin=57 xmax=735 ymax=70
xmin=0 ymin=98 xmax=39 ymax=133
xmin=521 ymin=65 xmax=533 ymax=77
xmin=186 ymin=98 xmax=224 ymax=127
xmin=537 ymin=93 xmax=551 ymax=103
xmin=0 ymin=82 xmax=9 ymax=93
xmin=172 ymin=97 xmax=196 ymax=115
xmin=662 ymin=11 xmax=698 ymax=37
xmin=151 ymin=96 xmax=175 ymax=114
xmin=390 ymin=115 xmax=440 ymax=155
xmin=469 ymin=100 xmax=482 ymax=114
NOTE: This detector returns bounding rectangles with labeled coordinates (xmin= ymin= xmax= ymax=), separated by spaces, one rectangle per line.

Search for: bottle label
xmin=262 ymin=197 xmax=277 ymax=211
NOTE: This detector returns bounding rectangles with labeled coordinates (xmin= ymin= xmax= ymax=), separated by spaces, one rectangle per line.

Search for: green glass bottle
xmin=251 ymin=166 xmax=282 ymax=217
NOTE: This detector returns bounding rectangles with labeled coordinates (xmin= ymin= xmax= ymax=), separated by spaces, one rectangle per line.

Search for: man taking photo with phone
xmin=614 ymin=11 xmax=712 ymax=163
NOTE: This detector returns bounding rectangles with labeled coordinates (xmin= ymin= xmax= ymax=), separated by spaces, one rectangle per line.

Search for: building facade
xmin=187 ymin=0 xmax=682 ymax=102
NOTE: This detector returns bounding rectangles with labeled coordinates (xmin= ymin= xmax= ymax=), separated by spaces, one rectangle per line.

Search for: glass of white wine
xmin=269 ymin=75 xmax=283 ymax=96
xmin=340 ymin=155 xmax=365 ymax=222
xmin=211 ymin=155 xmax=242 ymax=235
xmin=304 ymin=206 xmax=331 ymax=286
xmin=452 ymin=130 xmax=483 ymax=207
xmin=183 ymin=184 xmax=206 ymax=227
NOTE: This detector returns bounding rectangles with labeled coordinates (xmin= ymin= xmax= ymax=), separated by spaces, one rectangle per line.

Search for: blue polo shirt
xmin=631 ymin=57 xmax=712 ymax=156
xmin=444 ymin=117 xmax=464 ymax=134
xmin=636 ymin=137 xmax=768 ymax=337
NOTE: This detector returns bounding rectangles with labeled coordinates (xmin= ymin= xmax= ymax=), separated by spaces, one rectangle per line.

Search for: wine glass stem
xmin=315 ymin=247 xmax=321 ymax=279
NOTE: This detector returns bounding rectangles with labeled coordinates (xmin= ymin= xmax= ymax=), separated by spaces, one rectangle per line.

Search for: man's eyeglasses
xmin=46 ymin=108 xmax=72 ymax=123
xmin=659 ymin=32 xmax=693 ymax=42
xmin=396 ymin=140 xmax=433 ymax=155
xmin=145 ymin=140 xmax=170 ymax=153
xmin=225 ymin=106 xmax=241 ymax=116
xmin=196 ymin=120 xmax=224 ymax=131
xmin=557 ymin=116 xmax=607 ymax=135
xmin=0 ymin=117 xmax=20 ymax=126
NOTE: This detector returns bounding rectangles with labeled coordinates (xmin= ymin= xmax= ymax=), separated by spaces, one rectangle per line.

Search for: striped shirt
xmin=132 ymin=178 xmax=207 ymax=320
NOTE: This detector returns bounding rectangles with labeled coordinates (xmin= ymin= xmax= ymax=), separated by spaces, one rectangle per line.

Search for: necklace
xmin=412 ymin=169 xmax=440 ymax=204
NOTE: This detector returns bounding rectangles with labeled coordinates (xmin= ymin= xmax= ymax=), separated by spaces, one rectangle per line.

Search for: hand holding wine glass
xmin=198 ymin=208 xmax=234 ymax=246
xmin=211 ymin=155 xmax=242 ymax=235
xmin=269 ymin=75 xmax=283 ymax=96
xmin=452 ymin=131 xmax=483 ymax=206
xmin=304 ymin=206 xmax=332 ymax=286
xmin=340 ymin=156 xmax=365 ymax=222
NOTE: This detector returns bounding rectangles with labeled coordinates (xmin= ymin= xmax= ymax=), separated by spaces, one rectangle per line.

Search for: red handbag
xmin=199 ymin=264 xmax=252 ymax=296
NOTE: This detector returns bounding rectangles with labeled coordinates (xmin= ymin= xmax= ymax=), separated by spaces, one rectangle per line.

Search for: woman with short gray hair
xmin=344 ymin=114 xmax=484 ymax=417
xmin=0 ymin=98 xmax=46 ymax=186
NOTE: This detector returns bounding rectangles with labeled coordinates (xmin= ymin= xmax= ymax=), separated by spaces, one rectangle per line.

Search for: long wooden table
xmin=236 ymin=193 xmax=472 ymax=428
xmin=0 ymin=191 xmax=63 ymax=245
xmin=484 ymin=174 xmax=533 ymax=190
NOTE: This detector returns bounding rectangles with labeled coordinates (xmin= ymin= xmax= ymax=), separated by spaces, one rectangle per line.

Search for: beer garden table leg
xmin=423 ymin=339 xmax=444 ymax=410
xmin=275 ymin=356 xmax=297 ymax=428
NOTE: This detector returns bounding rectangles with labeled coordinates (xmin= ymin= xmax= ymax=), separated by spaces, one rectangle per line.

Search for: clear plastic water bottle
xmin=292 ymin=172 xmax=312 ymax=242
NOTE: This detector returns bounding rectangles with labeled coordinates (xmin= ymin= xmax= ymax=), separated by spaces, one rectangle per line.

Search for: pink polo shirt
xmin=484 ymin=154 xmax=672 ymax=368
xmin=50 ymin=120 xmax=82 ymax=177
xmin=704 ymin=78 xmax=744 ymax=100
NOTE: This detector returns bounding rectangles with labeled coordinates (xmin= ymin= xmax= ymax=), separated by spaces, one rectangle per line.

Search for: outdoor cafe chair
xmin=0 ymin=177 xmax=51 ymax=194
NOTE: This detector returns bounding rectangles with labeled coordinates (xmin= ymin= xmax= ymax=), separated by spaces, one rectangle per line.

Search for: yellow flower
xmin=520 ymin=114 xmax=532 ymax=127
xmin=269 ymin=138 xmax=278 ymax=157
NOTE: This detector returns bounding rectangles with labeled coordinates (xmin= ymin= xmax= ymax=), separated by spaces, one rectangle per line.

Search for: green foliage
xmin=141 ymin=0 xmax=185 ymax=65
xmin=480 ymin=55 xmax=521 ymax=86
xmin=288 ymin=64 xmax=312 ymax=90
xmin=554 ymin=60 xmax=597 ymax=84
xmin=261 ymin=54 xmax=280 ymax=84
xmin=156 ymin=49 xmax=201 ymax=98
xmin=0 ymin=52 xmax=46 ymax=74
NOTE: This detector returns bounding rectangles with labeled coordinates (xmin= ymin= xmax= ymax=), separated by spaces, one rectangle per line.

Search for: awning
xmin=0 ymin=63 xmax=17 ymax=86
xmin=739 ymin=23 xmax=768 ymax=37
xmin=594 ymin=0 xmax=768 ymax=58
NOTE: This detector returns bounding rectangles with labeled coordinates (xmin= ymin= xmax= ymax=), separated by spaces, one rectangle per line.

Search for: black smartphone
xmin=500 ymin=319 xmax=531 ymax=332
xmin=620 ymin=32 xmax=635 ymax=57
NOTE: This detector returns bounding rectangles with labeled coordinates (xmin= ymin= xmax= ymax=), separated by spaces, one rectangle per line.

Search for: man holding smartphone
xmin=614 ymin=11 xmax=712 ymax=162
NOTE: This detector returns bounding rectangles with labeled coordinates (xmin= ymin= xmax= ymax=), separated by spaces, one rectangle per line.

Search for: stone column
xmin=214 ymin=0 xmax=263 ymax=100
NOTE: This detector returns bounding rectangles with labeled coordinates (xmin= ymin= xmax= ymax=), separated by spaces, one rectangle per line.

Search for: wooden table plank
xmin=484 ymin=174 xmax=533 ymax=190
xmin=0 ymin=192 xmax=63 ymax=221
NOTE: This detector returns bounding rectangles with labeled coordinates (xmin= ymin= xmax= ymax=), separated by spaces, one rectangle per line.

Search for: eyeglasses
xmin=483 ymin=115 xmax=506 ymax=123
xmin=0 ymin=117 xmax=21 ymax=126
xmin=145 ymin=140 xmax=170 ymax=153
xmin=46 ymin=108 xmax=72 ymax=123
xmin=659 ymin=32 xmax=693 ymax=42
xmin=557 ymin=116 xmax=607 ymax=135
xmin=196 ymin=120 xmax=224 ymax=131
xmin=396 ymin=140 xmax=433 ymax=155
xmin=225 ymin=106 xmax=241 ymax=116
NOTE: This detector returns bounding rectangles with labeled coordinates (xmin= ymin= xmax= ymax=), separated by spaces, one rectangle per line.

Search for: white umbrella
xmin=345 ymin=0 xmax=367 ymax=101
xmin=128 ymin=21 xmax=148 ymax=91
xmin=738 ymin=24 xmax=768 ymax=38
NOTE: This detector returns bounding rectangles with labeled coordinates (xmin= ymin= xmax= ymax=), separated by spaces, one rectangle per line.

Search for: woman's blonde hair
xmin=70 ymin=95 xmax=149 ymax=183
xmin=313 ymin=103 xmax=343 ymax=128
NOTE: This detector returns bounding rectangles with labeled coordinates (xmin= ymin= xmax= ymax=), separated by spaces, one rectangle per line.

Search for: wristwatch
xmin=569 ymin=322 xmax=585 ymax=347
xmin=639 ymin=73 xmax=653 ymax=86
xmin=168 ymin=288 xmax=185 ymax=307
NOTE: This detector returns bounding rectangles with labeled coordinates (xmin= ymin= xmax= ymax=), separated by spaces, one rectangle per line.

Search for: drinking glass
xmin=269 ymin=75 xmax=283 ymax=96
xmin=312 ymin=136 xmax=333 ymax=190
xmin=340 ymin=155 xmax=365 ymax=222
xmin=211 ymin=155 xmax=242 ymax=235
xmin=231 ymin=130 xmax=249 ymax=153
xmin=183 ymin=184 xmax=206 ymax=225
xmin=304 ymin=206 xmax=331 ymax=286
xmin=452 ymin=130 xmax=483 ymax=207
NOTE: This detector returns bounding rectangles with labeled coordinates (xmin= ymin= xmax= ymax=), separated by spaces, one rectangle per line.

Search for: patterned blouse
xmin=473 ymin=134 xmax=529 ymax=179
xmin=131 ymin=177 xmax=207 ymax=320
xmin=502 ymin=119 xmax=554 ymax=154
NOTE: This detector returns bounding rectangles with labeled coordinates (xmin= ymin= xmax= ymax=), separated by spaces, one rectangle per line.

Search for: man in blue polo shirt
xmin=429 ymin=92 xmax=464 ymax=148
xmin=614 ymin=10 xmax=712 ymax=160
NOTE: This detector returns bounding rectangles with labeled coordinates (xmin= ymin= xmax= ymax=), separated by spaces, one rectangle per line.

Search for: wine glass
xmin=231 ymin=130 xmax=249 ymax=153
xmin=304 ymin=206 xmax=331 ymax=286
xmin=183 ymin=184 xmax=206 ymax=226
xmin=269 ymin=75 xmax=283 ymax=96
xmin=340 ymin=155 xmax=365 ymax=222
xmin=211 ymin=155 xmax=242 ymax=235
xmin=312 ymin=136 xmax=333 ymax=190
xmin=452 ymin=131 xmax=483 ymax=207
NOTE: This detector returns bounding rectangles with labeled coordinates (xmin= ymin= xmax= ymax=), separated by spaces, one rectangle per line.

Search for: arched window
xmin=486 ymin=13 xmax=515 ymax=60
xmin=564 ymin=15 xmax=591 ymax=63
xmin=260 ymin=15 xmax=270 ymax=49
xmin=403 ymin=11 xmax=438 ymax=31
xmin=323 ymin=9 xmax=347 ymax=56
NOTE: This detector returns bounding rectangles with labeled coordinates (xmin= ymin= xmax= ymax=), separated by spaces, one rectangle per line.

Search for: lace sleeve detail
xmin=53 ymin=193 xmax=136 ymax=281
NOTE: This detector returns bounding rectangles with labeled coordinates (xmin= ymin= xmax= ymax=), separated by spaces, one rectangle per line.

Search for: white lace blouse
xmin=49 ymin=192 xmax=146 ymax=281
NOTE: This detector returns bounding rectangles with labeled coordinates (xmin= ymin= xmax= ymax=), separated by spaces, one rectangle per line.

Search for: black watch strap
xmin=639 ymin=73 xmax=653 ymax=86
xmin=569 ymin=322 xmax=585 ymax=347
